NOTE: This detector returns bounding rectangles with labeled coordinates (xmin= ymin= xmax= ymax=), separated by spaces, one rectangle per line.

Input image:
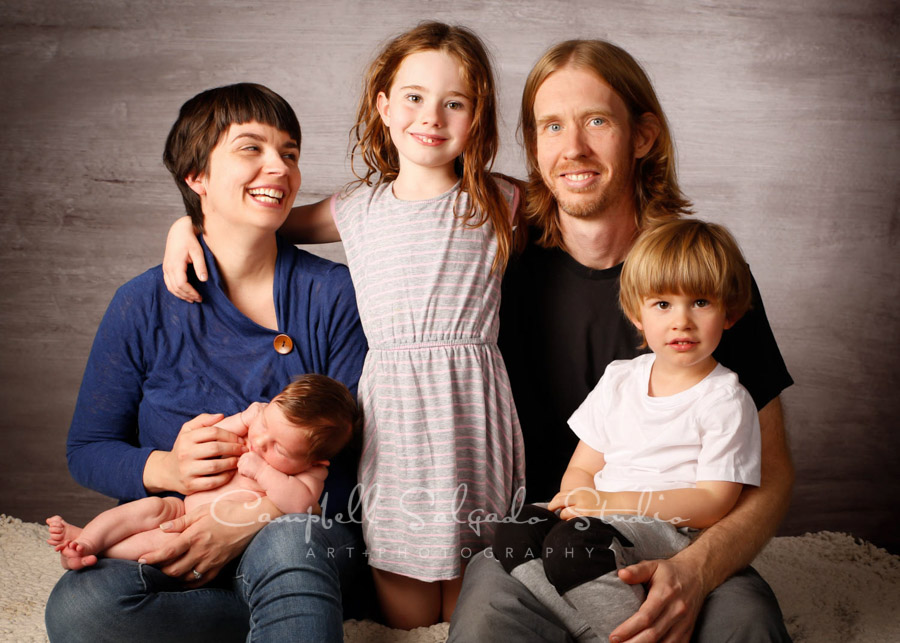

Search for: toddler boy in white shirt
xmin=494 ymin=218 xmax=760 ymax=641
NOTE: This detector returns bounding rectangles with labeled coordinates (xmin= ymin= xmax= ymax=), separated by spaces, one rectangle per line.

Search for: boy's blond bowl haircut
xmin=619 ymin=218 xmax=753 ymax=331
xmin=274 ymin=374 xmax=360 ymax=462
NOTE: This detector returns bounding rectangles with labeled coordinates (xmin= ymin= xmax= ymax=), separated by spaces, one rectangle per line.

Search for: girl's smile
xmin=376 ymin=49 xmax=473 ymax=192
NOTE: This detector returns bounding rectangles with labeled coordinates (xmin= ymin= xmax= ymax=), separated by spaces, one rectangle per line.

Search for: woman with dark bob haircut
xmin=44 ymin=83 xmax=368 ymax=642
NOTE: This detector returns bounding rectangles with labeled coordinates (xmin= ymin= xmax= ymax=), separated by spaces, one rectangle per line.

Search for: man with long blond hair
xmin=449 ymin=40 xmax=792 ymax=642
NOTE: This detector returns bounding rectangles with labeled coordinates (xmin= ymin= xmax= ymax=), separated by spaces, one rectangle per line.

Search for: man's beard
xmin=546 ymin=157 xmax=635 ymax=220
xmin=551 ymin=184 xmax=613 ymax=219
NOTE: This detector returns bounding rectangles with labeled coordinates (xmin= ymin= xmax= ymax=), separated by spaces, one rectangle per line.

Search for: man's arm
xmin=611 ymin=397 xmax=793 ymax=642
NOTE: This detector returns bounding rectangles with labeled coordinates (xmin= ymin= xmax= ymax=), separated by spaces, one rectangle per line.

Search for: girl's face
xmin=187 ymin=121 xmax=301 ymax=235
xmin=376 ymin=49 xmax=474 ymax=176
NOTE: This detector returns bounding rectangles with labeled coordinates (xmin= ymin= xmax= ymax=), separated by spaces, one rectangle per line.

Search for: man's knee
xmin=695 ymin=567 xmax=790 ymax=642
xmin=449 ymin=551 xmax=573 ymax=643
xmin=450 ymin=553 xmax=521 ymax=639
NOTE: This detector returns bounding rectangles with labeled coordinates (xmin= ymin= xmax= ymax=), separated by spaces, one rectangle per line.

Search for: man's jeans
xmin=45 ymin=514 xmax=366 ymax=643
xmin=448 ymin=549 xmax=791 ymax=642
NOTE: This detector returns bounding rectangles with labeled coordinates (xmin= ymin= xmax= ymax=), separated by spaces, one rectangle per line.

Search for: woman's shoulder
xmin=93 ymin=266 xmax=170 ymax=342
xmin=109 ymin=265 xmax=167 ymax=307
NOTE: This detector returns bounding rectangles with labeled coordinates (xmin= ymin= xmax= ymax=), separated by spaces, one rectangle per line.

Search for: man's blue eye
xmin=548 ymin=123 xmax=561 ymax=132
xmin=590 ymin=118 xmax=605 ymax=126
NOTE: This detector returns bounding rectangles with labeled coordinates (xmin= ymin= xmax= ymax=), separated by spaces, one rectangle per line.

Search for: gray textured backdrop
xmin=1 ymin=0 xmax=898 ymax=553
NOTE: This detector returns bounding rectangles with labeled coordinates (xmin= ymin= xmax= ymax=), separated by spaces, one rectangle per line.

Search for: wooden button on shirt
xmin=273 ymin=334 xmax=293 ymax=354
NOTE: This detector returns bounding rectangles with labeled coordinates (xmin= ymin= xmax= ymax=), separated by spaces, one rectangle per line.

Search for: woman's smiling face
xmin=187 ymin=121 xmax=301 ymax=234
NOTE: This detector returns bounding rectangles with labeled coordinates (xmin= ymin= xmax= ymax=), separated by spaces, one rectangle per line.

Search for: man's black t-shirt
xmin=499 ymin=233 xmax=793 ymax=502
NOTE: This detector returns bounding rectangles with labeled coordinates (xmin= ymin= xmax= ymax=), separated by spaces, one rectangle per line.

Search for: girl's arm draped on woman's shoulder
xmin=162 ymin=198 xmax=340 ymax=303
xmin=279 ymin=197 xmax=340 ymax=244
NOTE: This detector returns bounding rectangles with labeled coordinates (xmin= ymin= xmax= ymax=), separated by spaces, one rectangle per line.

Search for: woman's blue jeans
xmin=45 ymin=514 xmax=367 ymax=642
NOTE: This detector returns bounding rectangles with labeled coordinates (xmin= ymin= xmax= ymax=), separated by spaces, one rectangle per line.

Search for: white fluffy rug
xmin=2 ymin=514 xmax=898 ymax=642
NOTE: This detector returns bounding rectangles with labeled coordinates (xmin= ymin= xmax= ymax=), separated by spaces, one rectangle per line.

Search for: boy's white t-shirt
xmin=568 ymin=353 xmax=761 ymax=493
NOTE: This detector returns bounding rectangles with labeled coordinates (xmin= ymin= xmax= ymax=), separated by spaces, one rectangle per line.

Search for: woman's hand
xmin=144 ymin=413 xmax=247 ymax=495
xmin=162 ymin=215 xmax=207 ymax=303
xmin=137 ymin=499 xmax=274 ymax=585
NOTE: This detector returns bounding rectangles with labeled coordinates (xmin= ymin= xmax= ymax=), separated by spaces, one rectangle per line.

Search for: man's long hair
xmin=519 ymin=40 xmax=693 ymax=249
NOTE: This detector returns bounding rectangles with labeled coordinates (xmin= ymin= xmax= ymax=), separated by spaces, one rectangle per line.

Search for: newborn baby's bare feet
xmin=45 ymin=515 xmax=98 ymax=569
xmin=46 ymin=515 xmax=81 ymax=548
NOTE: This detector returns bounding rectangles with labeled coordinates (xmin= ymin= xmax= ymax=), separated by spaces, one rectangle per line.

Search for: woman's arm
xmin=163 ymin=198 xmax=338 ymax=303
xmin=142 ymin=413 xmax=246 ymax=495
xmin=66 ymin=282 xmax=156 ymax=499
xmin=67 ymin=278 xmax=245 ymax=500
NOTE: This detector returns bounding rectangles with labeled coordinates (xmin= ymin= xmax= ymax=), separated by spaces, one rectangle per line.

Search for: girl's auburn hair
xmin=349 ymin=21 xmax=515 ymax=272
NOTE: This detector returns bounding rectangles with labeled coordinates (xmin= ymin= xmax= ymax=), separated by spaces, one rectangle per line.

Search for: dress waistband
xmin=369 ymin=337 xmax=491 ymax=351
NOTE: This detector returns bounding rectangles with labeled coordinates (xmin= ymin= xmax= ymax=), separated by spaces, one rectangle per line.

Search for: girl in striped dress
xmin=163 ymin=22 xmax=525 ymax=628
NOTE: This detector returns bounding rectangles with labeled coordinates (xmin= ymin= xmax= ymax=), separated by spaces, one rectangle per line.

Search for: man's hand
xmin=138 ymin=500 xmax=270 ymax=586
xmin=610 ymin=555 xmax=707 ymax=643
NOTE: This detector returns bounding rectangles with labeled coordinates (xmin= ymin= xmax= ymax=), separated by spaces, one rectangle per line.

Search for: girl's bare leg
xmin=371 ymin=568 xmax=442 ymax=629
xmin=370 ymin=564 xmax=466 ymax=629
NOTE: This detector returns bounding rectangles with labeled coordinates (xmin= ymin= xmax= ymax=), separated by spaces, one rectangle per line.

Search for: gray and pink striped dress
xmin=331 ymin=177 xmax=526 ymax=581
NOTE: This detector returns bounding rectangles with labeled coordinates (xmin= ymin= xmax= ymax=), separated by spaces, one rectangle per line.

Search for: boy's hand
xmin=163 ymin=215 xmax=207 ymax=303
xmin=237 ymin=451 xmax=266 ymax=480
xmin=548 ymin=487 xmax=603 ymax=517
